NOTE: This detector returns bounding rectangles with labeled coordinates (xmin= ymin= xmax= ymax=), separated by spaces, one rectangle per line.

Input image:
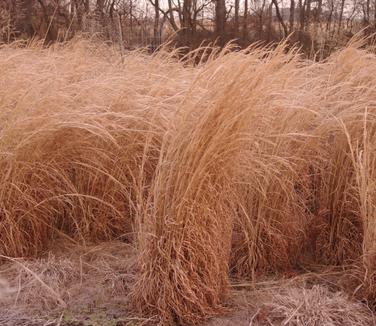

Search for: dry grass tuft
xmin=0 ymin=39 xmax=190 ymax=257
xmin=263 ymin=285 xmax=375 ymax=325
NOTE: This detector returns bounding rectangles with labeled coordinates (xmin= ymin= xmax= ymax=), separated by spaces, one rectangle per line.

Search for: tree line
xmin=1 ymin=0 xmax=375 ymax=57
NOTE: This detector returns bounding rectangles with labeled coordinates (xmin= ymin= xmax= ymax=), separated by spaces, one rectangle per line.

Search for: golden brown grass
xmin=0 ymin=38 xmax=376 ymax=324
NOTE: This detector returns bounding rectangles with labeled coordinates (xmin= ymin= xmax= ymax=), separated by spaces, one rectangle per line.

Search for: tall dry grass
xmin=1 ymin=38 xmax=376 ymax=324
xmin=0 ymin=39 xmax=190 ymax=257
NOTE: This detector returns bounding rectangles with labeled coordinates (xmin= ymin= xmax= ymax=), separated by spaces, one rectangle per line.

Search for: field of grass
xmin=0 ymin=38 xmax=376 ymax=325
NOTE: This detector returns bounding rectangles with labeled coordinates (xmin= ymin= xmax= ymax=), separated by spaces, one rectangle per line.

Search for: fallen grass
xmin=1 ymin=248 xmax=373 ymax=325
xmin=0 ymin=38 xmax=376 ymax=324
xmin=0 ymin=241 xmax=142 ymax=326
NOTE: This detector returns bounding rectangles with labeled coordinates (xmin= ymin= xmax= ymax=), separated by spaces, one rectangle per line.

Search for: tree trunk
xmin=74 ymin=0 xmax=84 ymax=30
xmin=366 ymin=0 xmax=370 ymax=24
xmin=243 ymin=0 xmax=248 ymax=42
xmin=316 ymin=0 xmax=322 ymax=26
xmin=70 ymin=0 xmax=75 ymax=20
xmin=153 ymin=0 xmax=160 ymax=46
xmin=234 ymin=0 xmax=240 ymax=36
xmin=181 ymin=0 xmax=193 ymax=45
xmin=338 ymin=0 xmax=345 ymax=34
xmin=326 ymin=0 xmax=334 ymax=33
xmin=299 ymin=0 xmax=305 ymax=30
xmin=167 ymin=0 xmax=179 ymax=31
xmin=267 ymin=3 xmax=273 ymax=42
xmin=14 ymin=0 xmax=33 ymax=38
xmin=258 ymin=0 xmax=267 ymax=39
xmin=289 ymin=0 xmax=295 ymax=33
xmin=305 ymin=0 xmax=311 ymax=30
xmin=130 ymin=0 xmax=133 ymax=33
xmin=272 ymin=0 xmax=288 ymax=37
xmin=215 ymin=0 xmax=226 ymax=46
xmin=313 ymin=0 xmax=322 ymax=39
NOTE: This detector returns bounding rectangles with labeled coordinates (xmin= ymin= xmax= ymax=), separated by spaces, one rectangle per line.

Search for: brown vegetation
xmin=1 ymin=38 xmax=376 ymax=324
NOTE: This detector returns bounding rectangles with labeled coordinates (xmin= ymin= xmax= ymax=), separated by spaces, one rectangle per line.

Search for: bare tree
xmin=299 ymin=0 xmax=305 ymax=30
xmin=243 ymin=0 xmax=248 ymax=41
xmin=182 ymin=0 xmax=193 ymax=43
xmin=215 ymin=0 xmax=226 ymax=45
xmin=150 ymin=0 xmax=160 ymax=46
xmin=272 ymin=0 xmax=288 ymax=36
xmin=338 ymin=0 xmax=346 ymax=33
xmin=306 ymin=0 xmax=311 ymax=30
xmin=290 ymin=0 xmax=295 ymax=33
xmin=167 ymin=0 xmax=179 ymax=31
xmin=234 ymin=0 xmax=239 ymax=36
